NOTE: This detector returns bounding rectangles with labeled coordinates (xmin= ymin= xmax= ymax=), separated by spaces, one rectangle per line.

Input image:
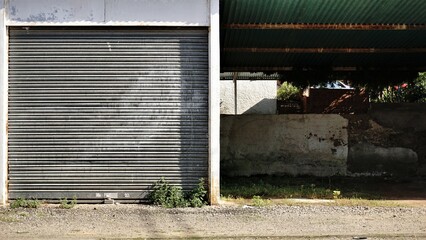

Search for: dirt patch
xmin=343 ymin=114 xmax=426 ymax=175
xmin=344 ymin=114 xmax=397 ymax=147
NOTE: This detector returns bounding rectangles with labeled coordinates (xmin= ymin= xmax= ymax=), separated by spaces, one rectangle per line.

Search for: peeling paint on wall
xmin=7 ymin=0 xmax=209 ymax=26
xmin=8 ymin=0 xmax=104 ymax=22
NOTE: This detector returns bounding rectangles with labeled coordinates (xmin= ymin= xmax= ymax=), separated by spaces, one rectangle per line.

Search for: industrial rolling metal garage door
xmin=8 ymin=27 xmax=209 ymax=202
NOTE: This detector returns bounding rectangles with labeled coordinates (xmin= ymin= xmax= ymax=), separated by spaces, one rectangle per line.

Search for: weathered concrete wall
xmin=221 ymin=110 xmax=424 ymax=178
xmin=7 ymin=0 xmax=209 ymax=26
xmin=221 ymin=115 xmax=348 ymax=177
xmin=220 ymin=80 xmax=276 ymax=115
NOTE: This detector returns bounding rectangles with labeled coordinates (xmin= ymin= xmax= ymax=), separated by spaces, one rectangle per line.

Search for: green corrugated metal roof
xmin=221 ymin=0 xmax=426 ymax=25
xmin=220 ymin=0 xmax=426 ymax=71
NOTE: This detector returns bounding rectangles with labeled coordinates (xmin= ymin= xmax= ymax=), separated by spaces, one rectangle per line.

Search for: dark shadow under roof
xmin=220 ymin=0 xmax=426 ymax=72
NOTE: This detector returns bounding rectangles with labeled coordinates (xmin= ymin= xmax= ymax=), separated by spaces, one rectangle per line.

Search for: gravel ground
xmin=0 ymin=204 xmax=425 ymax=240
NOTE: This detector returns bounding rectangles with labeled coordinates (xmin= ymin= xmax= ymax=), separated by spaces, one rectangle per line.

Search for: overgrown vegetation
xmin=221 ymin=176 xmax=386 ymax=200
xmin=223 ymin=181 xmax=338 ymax=199
xmin=220 ymin=196 xmax=415 ymax=208
xmin=149 ymin=178 xmax=207 ymax=208
xmin=372 ymin=73 xmax=426 ymax=103
xmin=277 ymin=81 xmax=301 ymax=101
xmin=278 ymin=70 xmax=426 ymax=103
xmin=187 ymin=179 xmax=208 ymax=207
xmin=10 ymin=198 xmax=41 ymax=209
xmin=59 ymin=197 xmax=77 ymax=209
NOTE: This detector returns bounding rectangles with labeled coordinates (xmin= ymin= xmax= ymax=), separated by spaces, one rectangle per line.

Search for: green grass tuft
xmin=59 ymin=197 xmax=77 ymax=209
xmin=10 ymin=198 xmax=41 ymax=209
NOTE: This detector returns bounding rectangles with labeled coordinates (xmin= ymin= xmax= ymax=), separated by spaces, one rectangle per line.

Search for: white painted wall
xmin=208 ymin=0 xmax=220 ymax=205
xmin=7 ymin=0 xmax=209 ymax=26
xmin=220 ymin=80 xmax=277 ymax=115
xmin=8 ymin=0 xmax=105 ymax=23
xmin=0 ymin=5 xmax=7 ymax=206
xmin=105 ymin=0 xmax=209 ymax=25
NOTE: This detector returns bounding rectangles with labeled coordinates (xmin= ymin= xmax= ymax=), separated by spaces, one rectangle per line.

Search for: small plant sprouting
xmin=59 ymin=196 xmax=77 ymax=209
xmin=187 ymin=178 xmax=208 ymax=208
xmin=149 ymin=177 xmax=187 ymax=208
xmin=149 ymin=177 xmax=207 ymax=208
xmin=10 ymin=198 xmax=41 ymax=209
xmin=251 ymin=195 xmax=270 ymax=207
xmin=333 ymin=190 xmax=341 ymax=199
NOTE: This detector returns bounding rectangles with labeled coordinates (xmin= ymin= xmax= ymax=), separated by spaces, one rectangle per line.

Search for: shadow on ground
xmin=221 ymin=175 xmax=426 ymax=200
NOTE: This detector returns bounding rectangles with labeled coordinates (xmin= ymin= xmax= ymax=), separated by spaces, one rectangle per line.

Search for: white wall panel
xmin=220 ymin=80 xmax=277 ymax=115
xmin=8 ymin=0 xmax=105 ymax=23
xmin=7 ymin=0 xmax=209 ymax=26
xmin=105 ymin=0 xmax=209 ymax=26
xmin=0 ymin=6 xmax=7 ymax=205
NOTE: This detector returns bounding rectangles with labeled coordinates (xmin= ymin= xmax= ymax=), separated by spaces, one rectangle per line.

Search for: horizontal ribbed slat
xmin=8 ymin=27 xmax=209 ymax=202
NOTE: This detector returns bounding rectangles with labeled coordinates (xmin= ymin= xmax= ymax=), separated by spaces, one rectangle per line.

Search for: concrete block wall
xmin=220 ymin=104 xmax=425 ymax=178
xmin=221 ymin=114 xmax=349 ymax=177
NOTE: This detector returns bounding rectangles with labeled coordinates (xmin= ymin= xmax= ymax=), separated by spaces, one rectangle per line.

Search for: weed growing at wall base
xmin=251 ymin=195 xmax=271 ymax=207
xmin=148 ymin=178 xmax=187 ymax=208
xmin=187 ymin=178 xmax=208 ymax=207
xmin=10 ymin=198 xmax=41 ymax=209
xmin=149 ymin=178 xmax=207 ymax=208
xmin=221 ymin=176 xmax=389 ymax=200
xmin=59 ymin=197 xmax=77 ymax=209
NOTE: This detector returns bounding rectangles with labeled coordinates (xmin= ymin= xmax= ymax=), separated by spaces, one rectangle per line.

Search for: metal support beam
xmin=223 ymin=23 xmax=426 ymax=30
xmin=232 ymin=72 xmax=238 ymax=115
xmin=223 ymin=47 xmax=426 ymax=54
xmin=221 ymin=66 xmax=426 ymax=72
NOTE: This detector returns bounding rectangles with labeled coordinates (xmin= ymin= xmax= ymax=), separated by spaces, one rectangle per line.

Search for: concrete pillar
xmin=208 ymin=0 xmax=220 ymax=205
xmin=0 ymin=2 xmax=7 ymax=206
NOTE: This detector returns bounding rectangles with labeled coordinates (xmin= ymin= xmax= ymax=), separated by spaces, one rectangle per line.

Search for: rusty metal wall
xmin=8 ymin=27 xmax=208 ymax=202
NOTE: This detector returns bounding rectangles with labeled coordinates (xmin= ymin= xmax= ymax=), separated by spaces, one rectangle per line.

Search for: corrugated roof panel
xmin=221 ymin=0 xmax=426 ymax=24
xmin=220 ymin=0 xmax=426 ymax=70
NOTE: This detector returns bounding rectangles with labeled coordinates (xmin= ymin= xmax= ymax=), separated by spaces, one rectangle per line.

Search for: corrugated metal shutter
xmin=8 ymin=27 xmax=209 ymax=202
